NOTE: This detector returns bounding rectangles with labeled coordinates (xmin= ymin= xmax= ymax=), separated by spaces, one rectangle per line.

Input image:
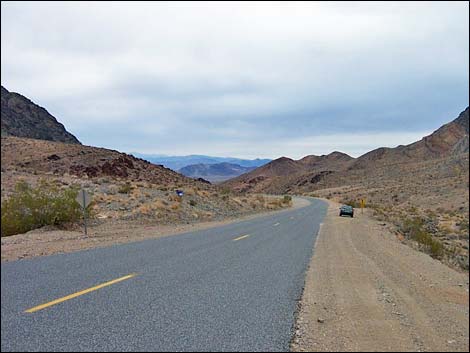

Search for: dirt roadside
xmin=1 ymin=197 xmax=309 ymax=262
xmin=291 ymin=199 xmax=469 ymax=352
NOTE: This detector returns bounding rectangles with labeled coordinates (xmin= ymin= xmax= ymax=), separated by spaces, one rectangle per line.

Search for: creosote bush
xmin=118 ymin=182 xmax=133 ymax=194
xmin=402 ymin=217 xmax=444 ymax=259
xmin=1 ymin=180 xmax=90 ymax=237
xmin=282 ymin=195 xmax=292 ymax=204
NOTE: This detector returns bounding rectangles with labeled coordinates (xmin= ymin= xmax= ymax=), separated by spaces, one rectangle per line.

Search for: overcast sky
xmin=1 ymin=1 xmax=469 ymax=159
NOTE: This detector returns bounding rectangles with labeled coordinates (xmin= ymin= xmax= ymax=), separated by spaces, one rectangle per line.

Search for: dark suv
xmin=339 ymin=205 xmax=354 ymax=217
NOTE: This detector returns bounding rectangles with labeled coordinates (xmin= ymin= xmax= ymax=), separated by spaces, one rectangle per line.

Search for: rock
xmin=317 ymin=318 xmax=325 ymax=323
xmin=47 ymin=154 xmax=61 ymax=161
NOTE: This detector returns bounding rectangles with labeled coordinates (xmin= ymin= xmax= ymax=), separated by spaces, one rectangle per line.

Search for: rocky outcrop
xmin=1 ymin=86 xmax=80 ymax=144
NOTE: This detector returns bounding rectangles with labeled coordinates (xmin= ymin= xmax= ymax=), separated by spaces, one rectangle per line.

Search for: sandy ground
xmin=1 ymin=197 xmax=309 ymax=262
xmin=291 ymin=199 xmax=469 ymax=352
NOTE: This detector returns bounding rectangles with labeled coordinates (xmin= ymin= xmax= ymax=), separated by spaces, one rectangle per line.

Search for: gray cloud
xmin=1 ymin=1 xmax=468 ymax=159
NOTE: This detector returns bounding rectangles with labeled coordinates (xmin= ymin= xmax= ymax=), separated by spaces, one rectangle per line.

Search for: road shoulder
xmin=291 ymin=199 xmax=469 ymax=352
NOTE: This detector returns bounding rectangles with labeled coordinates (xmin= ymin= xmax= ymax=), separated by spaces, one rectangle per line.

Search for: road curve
xmin=1 ymin=198 xmax=327 ymax=352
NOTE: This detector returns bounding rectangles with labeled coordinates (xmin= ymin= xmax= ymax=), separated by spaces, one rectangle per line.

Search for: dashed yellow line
xmin=232 ymin=234 xmax=251 ymax=242
xmin=25 ymin=273 xmax=137 ymax=313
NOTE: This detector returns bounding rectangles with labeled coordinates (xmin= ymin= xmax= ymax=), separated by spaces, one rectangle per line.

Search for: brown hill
xmin=351 ymin=107 xmax=469 ymax=170
xmin=1 ymin=136 xmax=187 ymax=185
xmin=299 ymin=151 xmax=354 ymax=169
xmin=224 ymin=152 xmax=354 ymax=193
xmin=1 ymin=86 xmax=80 ymax=144
xmin=225 ymin=107 xmax=469 ymax=195
xmin=1 ymin=136 xmax=290 ymax=229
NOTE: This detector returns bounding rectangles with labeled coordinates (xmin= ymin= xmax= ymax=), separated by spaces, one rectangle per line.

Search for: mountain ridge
xmin=178 ymin=162 xmax=256 ymax=183
xmin=131 ymin=153 xmax=271 ymax=171
xmin=1 ymin=86 xmax=80 ymax=144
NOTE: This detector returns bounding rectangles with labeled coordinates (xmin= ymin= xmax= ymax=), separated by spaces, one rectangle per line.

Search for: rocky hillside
xmin=224 ymin=151 xmax=354 ymax=193
xmin=1 ymin=86 xmax=80 ymax=144
xmin=179 ymin=162 xmax=255 ymax=183
xmin=225 ymin=108 xmax=469 ymax=195
xmin=1 ymin=136 xmax=290 ymax=229
xmin=351 ymin=107 xmax=469 ymax=170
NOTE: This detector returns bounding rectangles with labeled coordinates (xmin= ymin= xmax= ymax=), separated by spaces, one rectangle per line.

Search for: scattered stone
xmin=317 ymin=318 xmax=325 ymax=323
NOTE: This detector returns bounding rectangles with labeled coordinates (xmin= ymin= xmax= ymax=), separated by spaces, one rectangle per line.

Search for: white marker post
xmin=75 ymin=189 xmax=92 ymax=236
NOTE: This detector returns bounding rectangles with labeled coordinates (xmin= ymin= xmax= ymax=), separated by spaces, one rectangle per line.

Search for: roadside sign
xmin=360 ymin=199 xmax=366 ymax=214
xmin=75 ymin=189 xmax=92 ymax=236
xmin=76 ymin=189 xmax=92 ymax=208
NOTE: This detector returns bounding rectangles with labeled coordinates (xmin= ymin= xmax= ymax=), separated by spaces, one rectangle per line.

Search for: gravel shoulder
xmin=292 ymin=199 xmax=469 ymax=352
xmin=1 ymin=197 xmax=308 ymax=262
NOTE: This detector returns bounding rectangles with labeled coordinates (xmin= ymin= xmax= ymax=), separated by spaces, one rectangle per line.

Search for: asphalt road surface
xmin=1 ymin=198 xmax=327 ymax=352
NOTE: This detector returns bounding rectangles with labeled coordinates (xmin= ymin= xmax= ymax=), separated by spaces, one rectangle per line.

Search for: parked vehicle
xmin=339 ymin=205 xmax=354 ymax=217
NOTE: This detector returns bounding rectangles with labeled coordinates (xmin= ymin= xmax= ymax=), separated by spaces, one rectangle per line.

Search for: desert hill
xmin=351 ymin=107 xmax=469 ymax=169
xmin=1 ymin=86 xmax=80 ymax=144
xmin=225 ymin=107 xmax=469 ymax=194
xmin=224 ymin=151 xmax=354 ymax=193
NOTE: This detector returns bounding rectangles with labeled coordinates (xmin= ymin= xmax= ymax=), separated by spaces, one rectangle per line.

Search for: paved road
xmin=1 ymin=198 xmax=327 ymax=352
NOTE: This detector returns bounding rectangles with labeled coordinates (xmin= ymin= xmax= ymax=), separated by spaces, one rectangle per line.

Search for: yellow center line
xmin=232 ymin=234 xmax=251 ymax=242
xmin=273 ymin=222 xmax=280 ymax=226
xmin=25 ymin=273 xmax=137 ymax=313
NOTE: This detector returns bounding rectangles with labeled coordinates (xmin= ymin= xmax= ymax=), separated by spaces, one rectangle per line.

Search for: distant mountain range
xmin=1 ymin=86 xmax=81 ymax=144
xmin=178 ymin=162 xmax=256 ymax=183
xmin=130 ymin=153 xmax=271 ymax=171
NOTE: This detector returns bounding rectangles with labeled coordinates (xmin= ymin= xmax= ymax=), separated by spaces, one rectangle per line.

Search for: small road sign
xmin=360 ymin=199 xmax=366 ymax=214
xmin=76 ymin=189 xmax=92 ymax=236
xmin=76 ymin=189 xmax=92 ymax=209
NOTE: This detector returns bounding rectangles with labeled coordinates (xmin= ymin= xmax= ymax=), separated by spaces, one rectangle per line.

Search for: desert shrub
xmin=457 ymin=219 xmax=469 ymax=232
xmin=1 ymin=180 xmax=89 ymax=237
xmin=283 ymin=195 xmax=292 ymax=204
xmin=402 ymin=217 xmax=444 ymax=259
xmin=118 ymin=182 xmax=133 ymax=194
xmin=268 ymin=199 xmax=283 ymax=208
xmin=189 ymin=199 xmax=197 ymax=206
xmin=429 ymin=240 xmax=444 ymax=259
xmin=220 ymin=188 xmax=231 ymax=195
xmin=256 ymin=195 xmax=265 ymax=203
